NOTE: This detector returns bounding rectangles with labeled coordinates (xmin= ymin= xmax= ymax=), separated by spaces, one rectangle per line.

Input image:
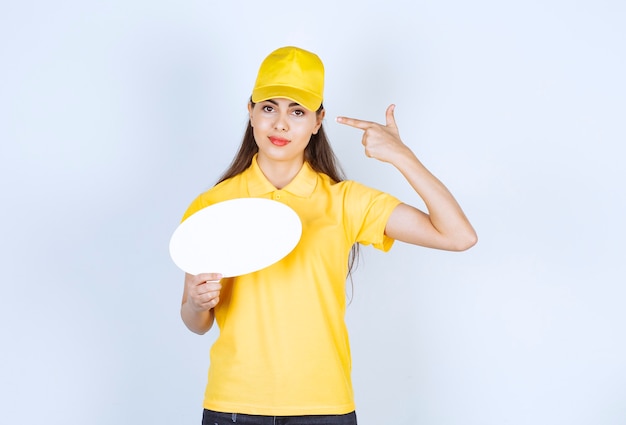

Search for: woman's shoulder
xmin=182 ymin=174 xmax=246 ymax=220
xmin=324 ymin=177 xmax=401 ymax=209
xmin=203 ymin=174 xmax=246 ymax=200
xmin=316 ymin=173 xmax=352 ymax=191
xmin=316 ymin=176 xmax=393 ymax=206
xmin=321 ymin=176 xmax=376 ymax=193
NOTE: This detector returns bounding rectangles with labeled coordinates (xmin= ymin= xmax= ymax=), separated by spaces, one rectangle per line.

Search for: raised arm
xmin=337 ymin=105 xmax=477 ymax=251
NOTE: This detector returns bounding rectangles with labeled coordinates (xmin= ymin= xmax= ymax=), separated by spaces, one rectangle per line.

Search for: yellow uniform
xmin=182 ymin=155 xmax=401 ymax=416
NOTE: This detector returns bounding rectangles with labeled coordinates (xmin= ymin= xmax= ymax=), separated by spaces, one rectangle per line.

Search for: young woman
xmin=179 ymin=46 xmax=477 ymax=425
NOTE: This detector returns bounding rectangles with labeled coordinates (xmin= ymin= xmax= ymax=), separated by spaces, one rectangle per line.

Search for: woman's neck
xmin=256 ymin=155 xmax=305 ymax=189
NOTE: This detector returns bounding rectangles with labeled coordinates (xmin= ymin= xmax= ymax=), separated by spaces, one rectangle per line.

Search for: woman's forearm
xmin=181 ymin=301 xmax=215 ymax=335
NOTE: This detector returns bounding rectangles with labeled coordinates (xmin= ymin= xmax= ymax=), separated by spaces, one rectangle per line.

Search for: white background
xmin=1 ymin=1 xmax=625 ymax=424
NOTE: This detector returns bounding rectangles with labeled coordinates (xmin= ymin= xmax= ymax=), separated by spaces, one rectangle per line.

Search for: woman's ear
xmin=248 ymin=102 xmax=254 ymax=127
xmin=313 ymin=109 xmax=325 ymax=134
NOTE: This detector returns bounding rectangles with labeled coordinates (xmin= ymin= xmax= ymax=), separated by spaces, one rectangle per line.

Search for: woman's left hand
xmin=338 ymin=104 xmax=477 ymax=251
xmin=336 ymin=104 xmax=411 ymax=164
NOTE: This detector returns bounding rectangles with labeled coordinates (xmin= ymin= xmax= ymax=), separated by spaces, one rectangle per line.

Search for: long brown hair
xmin=216 ymin=101 xmax=361 ymax=285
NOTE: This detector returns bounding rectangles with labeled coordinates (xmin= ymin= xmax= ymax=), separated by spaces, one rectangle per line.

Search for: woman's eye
xmin=293 ymin=109 xmax=305 ymax=117
xmin=262 ymin=105 xmax=274 ymax=112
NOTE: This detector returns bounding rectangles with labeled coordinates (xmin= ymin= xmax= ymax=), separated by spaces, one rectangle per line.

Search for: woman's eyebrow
xmin=264 ymin=99 xmax=302 ymax=108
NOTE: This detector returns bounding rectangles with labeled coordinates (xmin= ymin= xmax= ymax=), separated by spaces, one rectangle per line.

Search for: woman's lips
xmin=269 ymin=136 xmax=290 ymax=146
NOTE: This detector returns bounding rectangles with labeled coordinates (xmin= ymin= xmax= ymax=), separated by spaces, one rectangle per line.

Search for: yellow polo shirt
xmin=182 ymin=156 xmax=402 ymax=416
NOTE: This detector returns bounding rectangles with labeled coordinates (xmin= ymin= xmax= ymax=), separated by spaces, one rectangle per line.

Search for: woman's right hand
xmin=184 ymin=272 xmax=223 ymax=313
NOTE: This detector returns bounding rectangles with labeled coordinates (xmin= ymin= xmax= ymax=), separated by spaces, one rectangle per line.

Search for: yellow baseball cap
xmin=251 ymin=46 xmax=324 ymax=112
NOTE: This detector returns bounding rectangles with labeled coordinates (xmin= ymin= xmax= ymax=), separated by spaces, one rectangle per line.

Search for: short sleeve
xmin=343 ymin=181 xmax=402 ymax=252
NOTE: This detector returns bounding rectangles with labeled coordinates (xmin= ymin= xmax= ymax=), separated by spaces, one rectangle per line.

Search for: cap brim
xmin=252 ymin=85 xmax=322 ymax=112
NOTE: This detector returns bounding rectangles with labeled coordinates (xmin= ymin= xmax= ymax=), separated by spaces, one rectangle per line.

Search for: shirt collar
xmin=246 ymin=155 xmax=318 ymax=198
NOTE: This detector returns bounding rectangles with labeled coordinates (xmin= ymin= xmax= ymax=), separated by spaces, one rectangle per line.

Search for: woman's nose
xmin=274 ymin=113 xmax=289 ymax=131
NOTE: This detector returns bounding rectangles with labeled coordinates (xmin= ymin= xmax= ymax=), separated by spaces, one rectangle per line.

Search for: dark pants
xmin=202 ymin=409 xmax=358 ymax=425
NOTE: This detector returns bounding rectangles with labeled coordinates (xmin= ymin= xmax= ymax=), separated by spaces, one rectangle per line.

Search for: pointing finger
xmin=336 ymin=116 xmax=374 ymax=130
xmin=385 ymin=104 xmax=397 ymax=128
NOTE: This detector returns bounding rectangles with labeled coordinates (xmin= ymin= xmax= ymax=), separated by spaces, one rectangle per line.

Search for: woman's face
xmin=248 ymin=98 xmax=324 ymax=165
